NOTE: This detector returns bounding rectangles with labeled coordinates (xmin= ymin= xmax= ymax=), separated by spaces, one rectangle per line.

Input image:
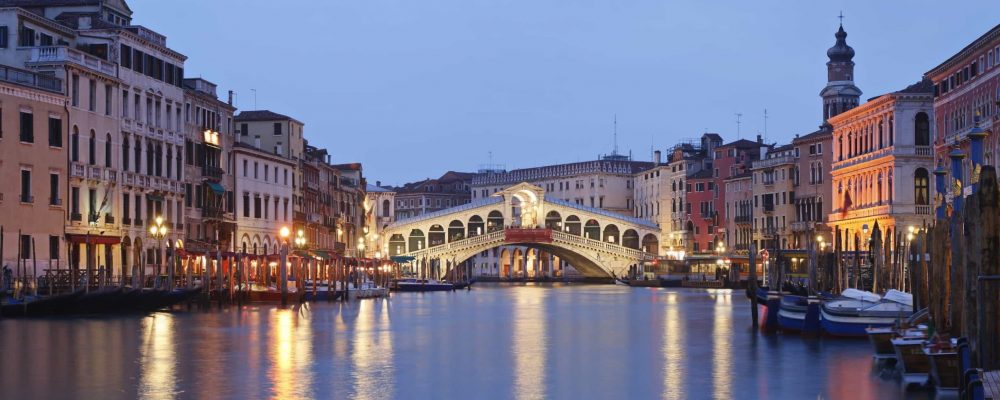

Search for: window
xmin=49 ymin=173 xmax=58 ymax=205
xmin=914 ymin=168 xmax=929 ymax=205
xmin=273 ymin=122 xmax=281 ymax=135
xmin=123 ymin=194 xmax=130 ymax=223
xmin=242 ymin=194 xmax=249 ymax=217
xmin=20 ymin=169 xmax=31 ymax=203
xmin=122 ymin=137 xmax=129 ymax=171
xmin=48 ymin=117 xmax=61 ymax=147
xmin=240 ymin=123 xmax=248 ymax=136
xmin=88 ymin=80 xmax=96 ymax=112
xmin=915 ymin=112 xmax=930 ymax=146
xmin=0 ymin=26 xmax=8 ymax=48
xmin=71 ymin=75 xmax=80 ymax=107
xmin=16 ymin=110 xmax=33 ymax=143
xmin=88 ymin=131 xmax=95 ymax=165
xmin=49 ymin=236 xmax=59 ymax=260
xmin=104 ymin=133 xmax=111 ymax=167
xmin=254 ymin=196 xmax=261 ymax=218
xmin=104 ymin=84 xmax=112 ymax=116
xmin=18 ymin=26 xmax=34 ymax=46
xmin=71 ymin=187 xmax=79 ymax=217
xmin=120 ymin=44 xmax=131 ymax=68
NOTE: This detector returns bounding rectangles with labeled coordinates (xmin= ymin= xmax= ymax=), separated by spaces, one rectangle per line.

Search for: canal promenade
xmin=0 ymin=284 xmax=918 ymax=400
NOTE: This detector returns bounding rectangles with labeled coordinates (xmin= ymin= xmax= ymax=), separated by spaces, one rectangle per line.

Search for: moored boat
xmin=893 ymin=337 xmax=931 ymax=386
xmin=777 ymin=294 xmax=809 ymax=331
xmin=925 ymin=339 xmax=961 ymax=392
xmin=865 ymin=326 xmax=897 ymax=359
xmin=820 ymin=289 xmax=912 ymax=337
xmin=390 ymin=278 xmax=454 ymax=292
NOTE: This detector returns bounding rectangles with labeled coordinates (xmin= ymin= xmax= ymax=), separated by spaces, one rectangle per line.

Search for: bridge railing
xmin=402 ymin=228 xmax=655 ymax=261
xmin=550 ymin=230 xmax=656 ymax=261
xmin=405 ymin=230 xmax=506 ymax=259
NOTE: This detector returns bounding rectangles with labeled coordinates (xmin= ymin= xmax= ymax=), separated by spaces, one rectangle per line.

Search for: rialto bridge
xmin=383 ymin=183 xmax=660 ymax=279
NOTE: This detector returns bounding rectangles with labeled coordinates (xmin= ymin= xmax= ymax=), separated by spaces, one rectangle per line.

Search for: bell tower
xmin=820 ymin=19 xmax=862 ymax=125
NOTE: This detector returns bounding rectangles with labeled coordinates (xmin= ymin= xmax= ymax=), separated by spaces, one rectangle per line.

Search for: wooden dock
xmin=984 ymin=370 xmax=1000 ymax=399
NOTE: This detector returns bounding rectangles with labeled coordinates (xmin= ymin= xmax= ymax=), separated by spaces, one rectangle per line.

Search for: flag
xmin=841 ymin=191 xmax=852 ymax=216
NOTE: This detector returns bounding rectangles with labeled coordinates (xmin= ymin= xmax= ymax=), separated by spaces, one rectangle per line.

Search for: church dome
xmin=827 ymin=25 xmax=855 ymax=62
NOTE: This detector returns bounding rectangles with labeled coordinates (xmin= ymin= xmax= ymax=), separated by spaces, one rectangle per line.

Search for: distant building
xmin=790 ymin=129 xmax=833 ymax=248
xmin=365 ymin=181 xmax=396 ymax=257
xmin=395 ymin=171 xmax=473 ymax=220
xmin=751 ymin=144 xmax=797 ymax=251
xmin=232 ymin=142 xmax=296 ymax=256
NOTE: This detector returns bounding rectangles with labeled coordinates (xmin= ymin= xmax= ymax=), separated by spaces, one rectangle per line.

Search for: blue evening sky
xmin=131 ymin=1 xmax=1000 ymax=185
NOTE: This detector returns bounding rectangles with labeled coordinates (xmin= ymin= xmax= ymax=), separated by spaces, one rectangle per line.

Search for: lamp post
xmin=149 ymin=216 xmax=168 ymax=288
xmin=279 ymin=226 xmax=290 ymax=305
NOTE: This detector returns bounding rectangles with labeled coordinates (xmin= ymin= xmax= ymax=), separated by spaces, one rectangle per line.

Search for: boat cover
xmin=840 ymin=288 xmax=881 ymax=303
xmin=883 ymin=289 xmax=913 ymax=307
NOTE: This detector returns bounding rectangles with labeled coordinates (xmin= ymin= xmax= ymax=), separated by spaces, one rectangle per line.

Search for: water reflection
xmin=351 ymin=299 xmax=395 ymax=399
xmin=711 ymin=290 xmax=732 ymax=400
xmin=513 ymin=287 xmax=547 ymax=400
xmin=661 ymin=290 xmax=684 ymax=400
xmin=138 ymin=313 xmax=178 ymax=400
xmin=268 ymin=306 xmax=313 ymax=399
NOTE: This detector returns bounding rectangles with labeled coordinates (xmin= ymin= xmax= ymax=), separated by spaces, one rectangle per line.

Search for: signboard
xmin=504 ymin=228 xmax=553 ymax=243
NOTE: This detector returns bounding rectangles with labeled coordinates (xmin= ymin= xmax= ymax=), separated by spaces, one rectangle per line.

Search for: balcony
xmin=71 ymin=212 xmax=82 ymax=221
xmin=734 ymin=215 xmax=751 ymax=224
xmin=832 ymin=145 xmax=934 ymax=170
xmin=294 ymin=211 xmax=307 ymax=222
xmin=790 ymin=221 xmax=814 ymax=232
xmin=752 ymin=155 xmax=796 ymax=170
xmin=50 ymin=197 xmax=62 ymax=206
xmin=123 ymin=217 xmax=131 ymax=226
xmin=0 ymin=63 xmax=62 ymax=92
xmin=830 ymin=203 xmax=933 ymax=222
xmin=26 ymin=46 xmax=116 ymax=77
xmin=87 ymin=212 xmax=100 ymax=224
xmin=70 ymin=163 xmax=86 ymax=178
xmin=202 ymin=206 xmax=225 ymax=220
xmin=203 ymin=165 xmax=224 ymax=180
xmin=763 ymin=203 xmax=775 ymax=214
xmin=308 ymin=213 xmax=322 ymax=224
xmin=104 ymin=214 xmax=115 ymax=224
xmin=87 ymin=165 xmax=102 ymax=180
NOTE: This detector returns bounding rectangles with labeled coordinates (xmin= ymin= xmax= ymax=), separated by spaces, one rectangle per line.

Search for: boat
xmin=0 ymin=287 xmax=200 ymax=317
xmin=452 ymin=279 xmax=475 ymax=290
xmin=865 ymin=326 xmax=897 ymax=360
xmin=390 ymin=278 xmax=454 ymax=292
xmin=614 ymin=278 xmax=630 ymax=286
xmin=820 ymin=289 xmax=912 ymax=337
xmin=893 ymin=337 xmax=930 ymax=386
xmin=777 ymin=295 xmax=809 ymax=331
xmin=0 ymin=289 xmax=85 ymax=317
xmin=925 ymin=339 xmax=961 ymax=392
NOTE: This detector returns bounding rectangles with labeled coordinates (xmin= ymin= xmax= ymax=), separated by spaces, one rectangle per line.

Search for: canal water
xmin=0 ymin=284 xmax=929 ymax=400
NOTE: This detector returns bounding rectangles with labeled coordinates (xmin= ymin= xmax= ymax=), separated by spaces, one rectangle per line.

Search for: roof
xmin=720 ymin=139 xmax=761 ymax=149
xmin=331 ymin=163 xmax=362 ymax=171
xmin=366 ymin=184 xmax=393 ymax=193
xmin=725 ymin=171 xmax=753 ymax=181
xmin=688 ymin=169 xmax=713 ymax=180
xmin=235 ymin=110 xmax=295 ymax=122
xmin=895 ymin=78 xmax=934 ymax=94
xmin=546 ymin=198 xmax=658 ymax=229
xmin=793 ymin=128 xmax=830 ymax=143
xmin=391 ymin=197 xmax=503 ymax=227
xmin=926 ymin=23 xmax=1000 ymax=78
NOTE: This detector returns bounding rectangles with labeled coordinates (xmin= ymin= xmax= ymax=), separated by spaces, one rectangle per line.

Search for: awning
xmin=207 ymin=181 xmax=225 ymax=195
xmin=390 ymin=255 xmax=415 ymax=263
xmin=293 ymin=250 xmax=311 ymax=258
xmin=65 ymin=234 xmax=121 ymax=245
xmin=312 ymin=250 xmax=332 ymax=260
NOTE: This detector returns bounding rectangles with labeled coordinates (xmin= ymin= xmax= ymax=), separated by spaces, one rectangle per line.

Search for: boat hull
xmin=393 ymin=283 xmax=454 ymax=292
xmin=820 ymin=307 xmax=896 ymax=337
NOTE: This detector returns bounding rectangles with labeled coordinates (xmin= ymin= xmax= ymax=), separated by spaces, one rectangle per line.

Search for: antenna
xmin=735 ymin=113 xmax=743 ymax=138
xmin=613 ymin=114 xmax=619 ymax=156
xmin=763 ymin=108 xmax=769 ymax=143
xmin=251 ymin=88 xmax=257 ymax=110
xmin=838 ymin=11 xmax=844 ymax=26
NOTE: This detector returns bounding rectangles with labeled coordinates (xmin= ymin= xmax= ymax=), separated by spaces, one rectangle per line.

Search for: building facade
xmin=790 ymin=129 xmax=833 ymax=248
xmin=233 ymin=143 xmax=295 ymax=256
xmin=396 ymin=171 xmax=473 ymax=220
xmin=0 ymin=66 xmax=67 ymax=273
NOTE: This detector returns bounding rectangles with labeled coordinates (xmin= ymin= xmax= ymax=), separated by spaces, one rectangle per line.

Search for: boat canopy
xmin=840 ymin=288 xmax=881 ymax=303
xmin=882 ymin=289 xmax=913 ymax=307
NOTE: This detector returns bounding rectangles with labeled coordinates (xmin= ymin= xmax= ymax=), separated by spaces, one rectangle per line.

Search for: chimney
xmin=653 ymin=150 xmax=661 ymax=165
xmin=376 ymin=180 xmax=381 ymax=187
xmin=756 ymin=134 xmax=762 ymax=144
xmin=78 ymin=16 xmax=92 ymax=29
xmin=228 ymin=90 xmax=234 ymax=106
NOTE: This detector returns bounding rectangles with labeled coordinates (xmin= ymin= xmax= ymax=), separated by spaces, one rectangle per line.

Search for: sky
xmin=131 ymin=0 xmax=1000 ymax=186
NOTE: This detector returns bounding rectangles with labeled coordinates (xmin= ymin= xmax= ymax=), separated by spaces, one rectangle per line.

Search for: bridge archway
xmin=642 ymin=234 xmax=659 ymax=255
xmin=487 ymin=211 xmax=504 ymax=232
xmin=429 ymin=225 xmax=445 ymax=247
xmin=500 ymin=248 xmax=511 ymax=277
xmin=408 ymin=229 xmax=425 ymax=251
xmin=448 ymin=220 xmax=465 ymax=242
xmin=468 ymin=215 xmax=484 ymax=237
xmin=584 ymin=219 xmax=600 ymax=240
xmin=564 ymin=215 xmax=581 ymax=235
xmin=389 ymin=234 xmax=406 ymax=255
xmin=622 ymin=229 xmax=640 ymax=249
xmin=545 ymin=211 xmax=562 ymax=230
xmin=513 ymin=248 xmax=524 ymax=278
xmin=603 ymin=224 xmax=620 ymax=244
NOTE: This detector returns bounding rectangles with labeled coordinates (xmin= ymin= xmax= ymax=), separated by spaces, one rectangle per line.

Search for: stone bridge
xmin=383 ymin=183 xmax=660 ymax=278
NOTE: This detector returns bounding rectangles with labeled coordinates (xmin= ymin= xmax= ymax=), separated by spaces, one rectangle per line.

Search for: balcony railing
xmin=203 ymin=206 xmax=225 ymax=219
xmin=104 ymin=214 xmax=115 ymax=224
xmin=734 ymin=215 xmax=751 ymax=224
xmin=70 ymin=163 xmax=86 ymax=178
xmin=203 ymin=165 xmax=224 ymax=180
xmin=50 ymin=197 xmax=62 ymax=206
xmin=71 ymin=213 xmax=82 ymax=221
xmin=0 ymin=63 xmax=62 ymax=92
xmin=26 ymin=46 xmax=116 ymax=76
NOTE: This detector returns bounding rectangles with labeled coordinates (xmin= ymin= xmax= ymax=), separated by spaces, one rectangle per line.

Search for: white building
xmin=233 ymin=143 xmax=296 ymax=256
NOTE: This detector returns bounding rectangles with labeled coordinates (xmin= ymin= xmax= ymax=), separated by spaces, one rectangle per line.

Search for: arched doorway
xmin=468 ymin=215 xmax=485 ymax=237
xmin=564 ymin=215 xmax=581 ymax=235
xmin=513 ymin=248 xmax=524 ymax=278
xmin=487 ymin=211 xmax=504 ymax=232
xmin=448 ymin=220 xmax=465 ymax=242
xmin=603 ymin=224 xmax=620 ymax=244
xmin=642 ymin=234 xmax=659 ymax=255
xmin=408 ymin=229 xmax=425 ymax=251
xmin=544 ymin=211 xmax=562 ymax=230
xmin=622 ymin=229 xmax=640 ymax=249
xmin=500 ymin=248 xmax=511 ymax=278
xmin=428 ymin=225 xmax=445 ymax=247
xmin=584 ymin=220 xmax=600 ymax=240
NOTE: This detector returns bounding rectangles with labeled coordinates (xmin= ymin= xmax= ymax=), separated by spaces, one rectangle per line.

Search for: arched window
xmin=122 ymin=136 xmax=129 ymax=171
xmin=878 ymin=121 xmax=884 ymax=149
xmin=914 ymin=168 xmax=929 ymax=205
xmin=382 ymin=199 xmax=390 ymax=217
xmin=105 ymin=133 xmax=112 ymax=167
xmin=889 ymin=115 xmax=895 ymax=146
xmin=915 ymin=112 xmax=930 ymax=146
xmin=88 ymin=129 xmax=96 ymax=165
xmin=71 ymin=126 xmax=79 ymax=162
xmin=134 ymin=139 xmax=142 ymax=174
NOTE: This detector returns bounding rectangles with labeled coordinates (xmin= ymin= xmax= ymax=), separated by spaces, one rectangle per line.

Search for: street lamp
xmin=149 ymin=215 xmax=168 ymax=282
xmin=294 ymin=229 xmax=306 ymax=249
xmin=278 ymin=226 xmax=291 ymax=305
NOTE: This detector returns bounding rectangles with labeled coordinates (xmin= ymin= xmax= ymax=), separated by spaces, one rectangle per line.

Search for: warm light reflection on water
xmin=662 ymin=290 xmax=684 ymax=400
xmin=711 ymin=289 xmax=733 ymax=400
xmin=0 ymin=285 xmax=920 ymax=399
xmin=138 ymin=313 xmax=178 ymax=400
xmin=513 ymin=288 xmax=548 ymax=400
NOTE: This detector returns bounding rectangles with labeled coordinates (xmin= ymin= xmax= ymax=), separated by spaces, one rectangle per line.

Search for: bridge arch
xmin=545 ymin=210 xmax=562 ymax=230
xmin=429 ymin=224 xmax=445 ymax=247
xmin=389 ymin=234 xmax=406 ymax=255
xmin=448 ymin=220 xmax=465 ymax=242
xmin=408 ymin=229 xmax=425 ymax=251
xmin=468 ymin=215 xmax=484 ymax=237
xmin=487 ymin=211 xmax=504 ymax=232
xmin=564 ymin=215 xmax=581 ymax=235
xmin=642 ymin=233 xmax=659 ymax=255
xmin=622 ymin=229 xmax=640 ymax=249
xmin=603 ymin=224 xmax=620 ymax=244
xmin=584 ymin=219 xmax=600 ymax=240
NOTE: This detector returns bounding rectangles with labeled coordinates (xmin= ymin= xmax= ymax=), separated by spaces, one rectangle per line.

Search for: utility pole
xmin=735 ymin=113 xmax=742 ymax=138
